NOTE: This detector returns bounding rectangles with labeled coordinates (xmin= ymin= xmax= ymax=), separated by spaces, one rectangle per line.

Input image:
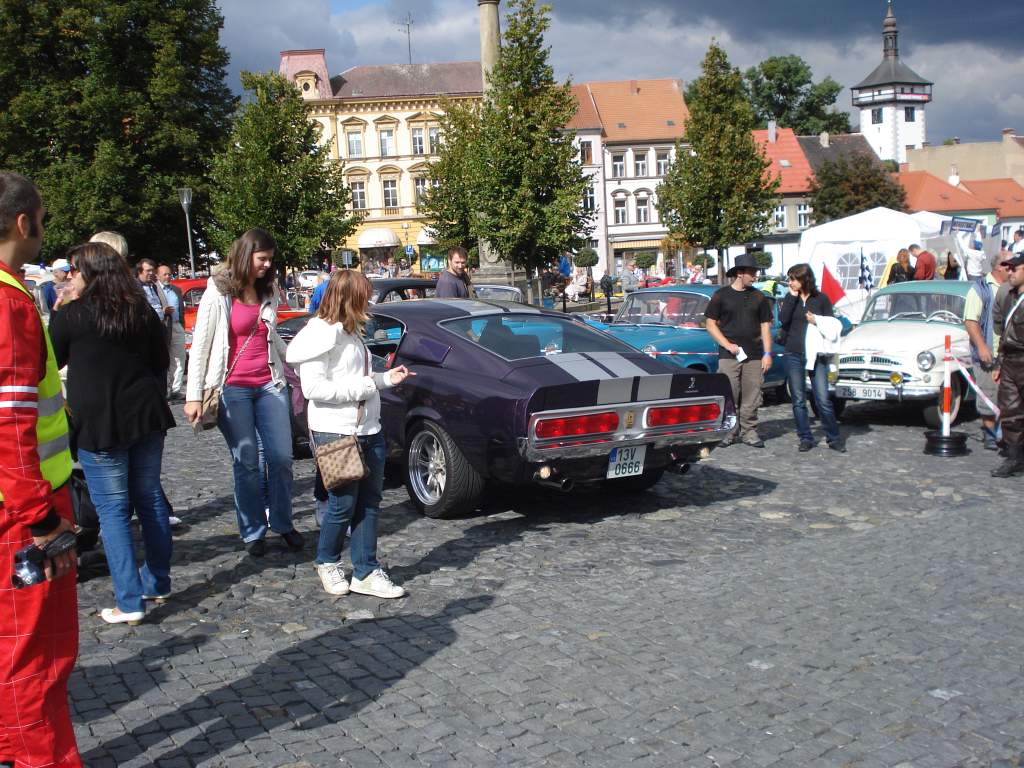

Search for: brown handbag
xmin=314 ymin=342 xmax=370 ymax=490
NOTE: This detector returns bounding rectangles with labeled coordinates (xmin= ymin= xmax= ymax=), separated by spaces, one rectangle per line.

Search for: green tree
xmin=741 ymin=55 xmax=851 ymax=135
xmin=807 ymin=153 xmax=907 ymax=222
xmin=573 ymin=247 xmax=599 ymax=268
xmin=634 ymin=252 xmax=657 ymax=271
xmin=208 ymin=72 xmax=361 ymax=269
xmin=0 ymin=0 xmax=236 ymax=263
xmin=693 ymin=252 xmax=716 ymax=269
xmin=658 ymin=43 xmax=779 ymax=282
xmin=424 ymin=0 xmax=592 ymax=272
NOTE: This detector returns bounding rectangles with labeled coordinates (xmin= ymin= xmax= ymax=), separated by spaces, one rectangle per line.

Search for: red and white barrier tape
xmin=954 ymin=358 xmax=1001 ymax=419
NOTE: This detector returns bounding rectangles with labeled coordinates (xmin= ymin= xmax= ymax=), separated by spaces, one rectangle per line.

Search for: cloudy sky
xmin=218 ymin=0 xmax=1023 ymax=144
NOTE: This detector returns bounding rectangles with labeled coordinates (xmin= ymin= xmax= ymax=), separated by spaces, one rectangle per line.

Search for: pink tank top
xmin=225 ymin=300 xmax=271 ymax=387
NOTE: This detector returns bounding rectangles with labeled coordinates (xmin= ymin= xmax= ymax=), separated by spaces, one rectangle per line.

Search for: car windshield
xmin=862 ymin=291 xmax=966 ymax=323
xmin=442 ymin=313 xmax=636 ymax=360
xmin=613 ymin=291 xmax=709 ymax=328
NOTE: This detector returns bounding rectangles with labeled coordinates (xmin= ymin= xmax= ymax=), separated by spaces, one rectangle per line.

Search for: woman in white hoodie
xmin=286 ymin=270 xmax=413 ymax=599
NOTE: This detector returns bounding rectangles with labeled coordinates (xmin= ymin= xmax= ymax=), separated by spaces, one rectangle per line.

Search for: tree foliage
xmin=692 ymin=252 xmax=716 ymax=269
xmin=634 ymin=252 xmax=657 ymax=271
xmin=658 ymin=44 xmax=778 ymax=276
xmin=807 ymin=153 xmax=907 ymax=223
xmin=423 ymin=0 xmax=591 ymax=272
xmin=742 ymin=56 xmax=851 ymax=135
xmin=208 ymin=72 xmax=360 ymax=269
xmin=573 ymin=247 xmax=598 ymax=268
xmin=0 ymin=0 xmax=236 ymax=263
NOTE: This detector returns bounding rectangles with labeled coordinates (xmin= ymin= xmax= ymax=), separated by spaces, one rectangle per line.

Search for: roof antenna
xmin=398 ymin=12 xmax=413 ymax=65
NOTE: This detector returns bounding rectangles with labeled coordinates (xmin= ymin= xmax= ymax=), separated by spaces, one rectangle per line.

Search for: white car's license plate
xmin=837 ymin=384 xmax=887 ymax=400
xmin=607 ymin=445 xmax=646 ymax=479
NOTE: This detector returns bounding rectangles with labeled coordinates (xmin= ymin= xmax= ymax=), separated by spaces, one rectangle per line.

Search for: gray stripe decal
xmin=637 ymin=374 xmax=673 ymax=401
xmin=597 ymin=377 xmax=633 ymax=405
xmin=38 ymin=432 xmax=70 ymax=461
xmin=547 ymin=352 xmax=613 ymax=382
xmin=585 ymin=352 xmax=649 ymax=380
xmin=429 ymin=299 xmax=497 ymax=316
xmin=37 ymin=393 xmax=64 ymax=418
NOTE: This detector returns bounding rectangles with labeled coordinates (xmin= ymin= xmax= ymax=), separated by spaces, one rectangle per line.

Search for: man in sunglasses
xmin=992 ymin=253 xmax=1024 ymax=477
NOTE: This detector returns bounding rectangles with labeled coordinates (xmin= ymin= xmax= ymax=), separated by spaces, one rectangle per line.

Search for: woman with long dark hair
xmin=183 ymin=228 xmax=303 ymax=556
xmin=286 ymin=270 xmax=413 ymax=598
xmin=49 ymin=242 xmax=175 ymax=624
xmin=778 ymin=263 xmax=845 ymax=453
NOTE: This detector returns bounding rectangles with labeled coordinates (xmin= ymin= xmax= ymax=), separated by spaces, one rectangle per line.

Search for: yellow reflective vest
xmin=0 ymin=268 xmax=73 ymax=503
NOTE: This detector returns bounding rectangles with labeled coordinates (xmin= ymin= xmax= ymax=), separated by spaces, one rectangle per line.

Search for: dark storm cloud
xmin=548 ymin=0 xmax=1023 ymax=51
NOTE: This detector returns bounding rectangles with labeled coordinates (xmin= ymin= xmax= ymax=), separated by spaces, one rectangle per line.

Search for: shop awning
xmin=357 ymin=227 xmax=401 ymax=249
xmin=610 ymin=239 xmax=663 ymax=250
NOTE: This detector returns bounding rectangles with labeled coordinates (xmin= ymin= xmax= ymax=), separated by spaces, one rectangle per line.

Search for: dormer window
xmin=294 ymin=71 xmax=319 ymax=100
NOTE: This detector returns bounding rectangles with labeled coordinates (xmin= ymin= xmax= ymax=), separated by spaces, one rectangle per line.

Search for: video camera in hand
xmin=11 ymin=530 xmax=77 ymax=589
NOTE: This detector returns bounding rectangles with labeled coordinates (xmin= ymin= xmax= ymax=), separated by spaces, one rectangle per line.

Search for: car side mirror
xmin=400 ymin=335 xmax=450 ymax=366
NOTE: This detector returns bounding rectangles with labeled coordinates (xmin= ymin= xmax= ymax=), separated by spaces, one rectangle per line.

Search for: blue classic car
xmin=586 ymin=285 xmax=788 ymax=393
xmin=282 ymin=300 xmax=736 ymax=518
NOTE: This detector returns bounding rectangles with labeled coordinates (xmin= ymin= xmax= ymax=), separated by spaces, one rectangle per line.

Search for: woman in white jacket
xmin=286 ymin=270 xmax=413 ymax=599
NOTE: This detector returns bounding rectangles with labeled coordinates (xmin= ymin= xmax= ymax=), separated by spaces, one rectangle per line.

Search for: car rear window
xmin=441 ymin=313 xmax=635 ymax=360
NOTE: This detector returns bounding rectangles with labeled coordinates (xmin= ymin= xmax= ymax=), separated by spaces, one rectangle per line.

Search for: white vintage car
xmin=830 ymin=281 xmax=976 ymax=428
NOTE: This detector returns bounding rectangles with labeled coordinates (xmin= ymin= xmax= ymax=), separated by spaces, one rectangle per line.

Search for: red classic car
xmin=172 ymin=278 xmax=308 ymax=349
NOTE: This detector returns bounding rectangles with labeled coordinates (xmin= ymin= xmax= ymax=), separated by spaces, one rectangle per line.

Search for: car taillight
xmin=535 ymin=411 xmax=619 ymax=439
xmin=647 ymin=403 xmax=720 ymax=427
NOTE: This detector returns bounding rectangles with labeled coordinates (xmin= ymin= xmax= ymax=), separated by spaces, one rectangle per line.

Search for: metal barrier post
xmin=942 ymin=334 xmax=952 ymax=438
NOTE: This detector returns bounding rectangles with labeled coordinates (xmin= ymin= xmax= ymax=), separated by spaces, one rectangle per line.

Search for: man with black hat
xmin=991 ymin=252 xmax=1024 ymax=476
xmin=704 ymin=253 xmax=773 ymax=447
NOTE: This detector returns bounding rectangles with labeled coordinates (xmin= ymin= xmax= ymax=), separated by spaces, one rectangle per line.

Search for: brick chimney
xmin=767 ymin=120 xmax=777 ymax=144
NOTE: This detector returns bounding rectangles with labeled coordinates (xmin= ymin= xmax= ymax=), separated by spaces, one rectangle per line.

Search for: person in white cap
xmin=40 ymin=257 xmax=72 ymax=313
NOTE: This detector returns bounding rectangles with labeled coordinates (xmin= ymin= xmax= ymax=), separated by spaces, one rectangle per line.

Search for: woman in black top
xmin=941 ymin=251 xmax=961 ymax=280
xmin=888 ymin=249 xmax=914 ymax=284
xmin=50 ymin=243 xmax=175 ymax=626
xmin=778 ymin=263 xmax=843 ymax=452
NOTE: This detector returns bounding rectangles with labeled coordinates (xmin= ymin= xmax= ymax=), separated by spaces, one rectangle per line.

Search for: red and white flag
xmin=820 ymin=264 xmax=847 ymax=306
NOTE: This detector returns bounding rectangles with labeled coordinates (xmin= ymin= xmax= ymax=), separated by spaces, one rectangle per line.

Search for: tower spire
xmin=883 ymin=1 xmax=899 ymax=60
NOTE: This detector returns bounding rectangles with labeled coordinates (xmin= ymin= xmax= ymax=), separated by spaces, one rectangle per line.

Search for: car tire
xmin=922 ymin=374 xmax=962 ymax=429
xmin=604 ymin=467 xmax=665 ymax=493
xmin=404 ymin=420 xmax=485 ymax=518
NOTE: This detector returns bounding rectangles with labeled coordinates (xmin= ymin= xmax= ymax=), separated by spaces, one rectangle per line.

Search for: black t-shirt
xmin=436 ymin=270 xmax=470 ymax=299
xmin=779 ymin=292 xmax=834 ymax=356
xmin=704 ymin=285 xmax=772 ymax=359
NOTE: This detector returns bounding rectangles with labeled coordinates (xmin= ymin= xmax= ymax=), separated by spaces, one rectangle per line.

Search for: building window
xmin=382 ymin=179 xmax=398 ymax=209
xmin=871 ymin=108 xmax=883 ymax=125
xmin=656 ymin=152 xmax=670 ymax=176
xmin=612 ymin=154 xmax=624 ymax=178
xmin=379 ymin=129 xmax=395 ymax=157
xmin=634 ymin=151 xmax=647 ymax=177
xmin=349 ymin=181 xmax=366 ymax=210
xmin=589 ymin=239 xmax=599 ymax=250
xmin=774 ymin=205 xmax=787 ymax=230
xmin=583 ymin=185 xmax=595 ymax=212
xmin=412 ymin=127 xmax=425 ymax=155
xmin=415 ymin=177 xmax=428 ymax=207
xmin=346 ymin=131 xmax=363 ymax=158
xmin=636 ymin=197 xmax=650 ymax=223
xmin=797 ymin=204 xmax=811 ymax=229
xmin=904 ymin=107 xmax=915 ymax=122
xmin=428 ymin=126 xmax=440 ymax=153
xmin=580 ymin=141 xmax=592 ymax=165
xmin=614 ymin=198 xmax=627 ymax=224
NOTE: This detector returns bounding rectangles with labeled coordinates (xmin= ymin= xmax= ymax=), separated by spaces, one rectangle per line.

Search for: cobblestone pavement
xmin=72 ymin=399 xmax=1024 ymax=767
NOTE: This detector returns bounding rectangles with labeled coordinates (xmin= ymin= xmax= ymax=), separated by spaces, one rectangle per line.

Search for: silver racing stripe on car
xmin=637 ymin=374 xmax=673 ymax=401
xmin=546 ymin=352 xmax=615 ymax=382
xmin=596 ymin=377 xmax=633 ymax=404
xmin=430 ymin=299 xmax=502 ymax=316
xmin=583 ymin=351 xmax=649 ymax=379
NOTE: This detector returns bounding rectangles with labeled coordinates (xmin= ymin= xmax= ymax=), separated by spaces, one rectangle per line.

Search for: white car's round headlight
xmin=642 ymin=345 xmax=658 ymax=357
xmin=917 ymin=351 xmax=936 ymax=371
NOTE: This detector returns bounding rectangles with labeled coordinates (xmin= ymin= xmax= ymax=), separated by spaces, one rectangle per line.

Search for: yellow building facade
xmin=279 ymin=50 xmax=482 ymax=271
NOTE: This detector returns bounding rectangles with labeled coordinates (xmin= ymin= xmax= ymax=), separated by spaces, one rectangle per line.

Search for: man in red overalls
xmin=0 ymin=172 xmax=81 ymax=767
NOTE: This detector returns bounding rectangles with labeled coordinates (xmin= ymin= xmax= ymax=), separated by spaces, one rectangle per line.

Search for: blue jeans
xmin=78 ymin=432 xmax=172 ymax=614
xmin=312 ymin=430 xmax=386 ymax=579
xmin=785 ymin=352 xmax=840 ymax=443
xmin=219 ymin=382 xmax=294 ymax=542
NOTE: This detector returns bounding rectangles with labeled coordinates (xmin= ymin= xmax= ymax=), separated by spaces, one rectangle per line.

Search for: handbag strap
xmin=226 ymin=310 xmax=262 ymax=381
xmin=355 ymin=338 xmax=369 ymax=427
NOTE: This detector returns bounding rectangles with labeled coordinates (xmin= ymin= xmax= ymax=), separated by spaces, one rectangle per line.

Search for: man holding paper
xmin=705 ymin=253 xmax=773 ymax=448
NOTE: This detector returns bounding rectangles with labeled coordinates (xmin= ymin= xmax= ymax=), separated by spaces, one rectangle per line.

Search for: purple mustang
xmin=281 ymin=299 xmax=736 ymax=518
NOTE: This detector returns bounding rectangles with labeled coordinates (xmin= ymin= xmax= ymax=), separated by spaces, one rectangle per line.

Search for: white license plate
xmin=607 ymin=445 xmax=646 ymax=479
xmin=837 ymin=384 xmax=887 ymax=400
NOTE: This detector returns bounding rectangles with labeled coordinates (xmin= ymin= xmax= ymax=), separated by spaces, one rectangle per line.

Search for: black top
xmin=889 ymin=263 xmax=913 ymax=284
xmin=704 ymin=286 xmax=772 ymax=359
xmin=779 ymin=292 xmax=835 ymax=356
xmin=436 ymin=270 xmax=470 ymax=299
xmin=50 ymin=300 xmax=174 ymax=452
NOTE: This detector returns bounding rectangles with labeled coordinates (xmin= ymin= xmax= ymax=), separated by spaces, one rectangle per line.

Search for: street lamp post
xmin=178 ymin=187 xmax=196 ymax=278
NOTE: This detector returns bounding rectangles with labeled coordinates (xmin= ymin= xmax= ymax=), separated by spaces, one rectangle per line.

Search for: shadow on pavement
xmin=81 ymin=595 xmax=495 ymax=767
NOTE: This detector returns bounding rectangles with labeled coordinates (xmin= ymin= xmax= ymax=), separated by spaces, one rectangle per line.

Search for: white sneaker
xmin=168 ymin=516 xmax=183 ymax=527
xmin=315 ymin=562 xmax=349 ymax=596
xmin=349 ymin=568 xmax=406 ymax=599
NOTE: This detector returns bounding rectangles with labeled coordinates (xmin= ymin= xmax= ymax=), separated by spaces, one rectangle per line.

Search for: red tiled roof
xmin=571 ymin=79 xmax=688 ymax=143
xmin=960 ymin=178 xmax=1024 ymax=219
xmin=567 ymin=84 xmax=602 ymax=132
xmin=753 ymin=127 xmax=814 ymax=194
xmin=894 ymin=170 xmax=994 ymax=214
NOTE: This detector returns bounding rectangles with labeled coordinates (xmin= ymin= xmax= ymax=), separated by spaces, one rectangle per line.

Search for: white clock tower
xmin=851 ymin=2 xmax=933 ymax=164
